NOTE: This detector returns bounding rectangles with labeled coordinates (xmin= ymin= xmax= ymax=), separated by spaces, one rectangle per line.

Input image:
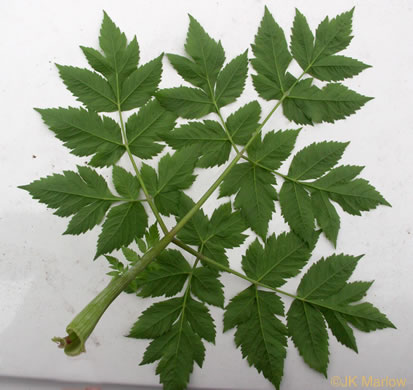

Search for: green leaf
xmin=289 ymin=254 xmax=395 ymax=361
xmin=99 ymin=11 xmax=127 ymax=66
xmin=311 ymin=190 xmax=340 ymax=246
xmin=241 ymin=232 xmax=313 ymax=288
xmin=176 ymin=195 xmax=209 ymax=246
xmin=136 ymin=293 xmax=209 ymax=390
xmin=279 ymin=181 xmax=314 ymax=244
xmin=287 ymin=299 xmax=329 ymax=376
xmin=136 ymin=250 xmax=191 ymax=298
xmin=185 ymin=15 xmax=225 ymax=88
xmin=121 ymin=247 xmax=140 ymax=264
xmin=112 ymin=166 xmax=140 ymax=199
xmin=142 ymin=148 xmax=198 ymax=216
xmin=313 ymin=165 xmax=364 ymax=187
xmin=129 ymin=298 xmax=183 ymax=339
xmin=223 ymin=286 xmax=257 ymax=332
xmin=145 ymin=223 xmax=160 ymax=248
xmin=225 ymin=286 xmax=287 ymax=389
xmin=290 ymin=9 xmax=368 ymax=82
xmin=92 ymin=12 xmax=140 ymax=91
xmin=167 ymin=53 xmax=206 ymax=89
xmin=35 ymin=107 xmax=124 ymax=167
xmin=120 ymin=55 xmax=163 ymax=111
xmin=104 ymin=254 xmax=124 ymax=271
xmin=64 ymin=200 xmax=111 ymax=235
xmin=339 ymin=302 xmax=396 ymax=332
xmin=126 ymin=99 xmax=176 ymax=160
xmin=163 ymin=120 xmax=231 ymax=168
xmin=251 ymin=7 xmax=292 ymax=100
xmin=248 ymin=129 xmax=300 ymax=171
xmin=323 ymin=281 xmax=373 ymax=305
xmin=324 ymin=179 xmax=390 ymax=216
xmin=95 ymin=201 xmax=148 ymax=258
xmin=152 ymin=322 xmax=205 ymax=390
xmin=178 ymin=197 xmax=247 ymax=266
xmin=136 ymin=238 xmax=147 ymax=253
xmin=310 ymin=55 xmax=371 ymax=81
xmin=290 ymin=9 xmax=314 ymax=72
xmin=220 ymin=162 xmax=277 ymax=239
xmin=288 ymin=141 xmax=349 ymax=180
xmin=297 ymin=254 xmax=362 ymax=300
xmin=215 ymin=51 xmax=248 ymax=107
xmin=80 ymin=46 xmax=113 ymax=78
xmin=156 ymin=87 xmax=214 ymax=119
xmin=283 ymin=79 xmax=372 ymax=125
xmin=312 ymin=8 xmax=354 ymax=62
xmin=19 ymin=165 xmax=115 ymax=218
xmin=191 ymin=267 xmax=224 ymax=308
xmin=226 ymin=101 xmax=261 ymax=145
xmin=185 ymin=297 xmax=216 ymax=343
xmin=56 ymin=65 xmax=117 ymax=112
xmin=321 ymin=309 xmax=358 ymax=352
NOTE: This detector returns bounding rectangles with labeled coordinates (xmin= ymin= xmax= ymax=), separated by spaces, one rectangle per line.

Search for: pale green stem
xmin=172 ymin=238 xmax=301 ymax=301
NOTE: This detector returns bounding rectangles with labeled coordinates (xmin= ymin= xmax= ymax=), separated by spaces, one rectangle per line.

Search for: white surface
xmin=0 ymin=0 xmax=412 ymax=389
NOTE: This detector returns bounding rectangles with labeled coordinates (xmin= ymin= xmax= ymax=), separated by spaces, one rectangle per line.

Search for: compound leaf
xmin=167 ymin=53 xmax=206 ymax=89
xmin=220 ymin=163 xmax=277 ymax=239
xmin=226 ymin=101 xmax=261 ymax=145
xmin=81 ymin=46 xmax=113 ymax=79
xmin=283 ymin=79 xmax=372 ymax=125
xmin=215 ymin=51 xmax=248 ymax=107
xmin=156 ymin=87 xmax=214 ymax=119
xmin=142 ymin=148 xmax=198 ymax=216
xmin=288 ymin=141 xmax=349 ymax=180
xmin=120 ymin=55 xmax=163 ymax=111
xmin=248 ymin=129 xmax=300 ymax=171
xmin=310 ymin=55 xmax=371 ymax=82
xmin=297 ymin=254 xmax=361 ymax=300
xmin=323 ymin=179 xmax=390 ymax=216
xmin=311 ymin=190 xmax=340 ymax=246
xmin=163 ymin=120 xmax=231 ymax=168
xmin=129 ymin=298 xmax=183 ymax=339
xmin=241 ymin=232 xmax=314 ymax=288
xmin=136 ymin=250 xmax=191 ymax=298
xmin=288 ymin=255 xmax=395 ymax=371
xmin=191 ymin=267 xmax=224 ymax=308
xmin=112 ymin=166 xmax=140 ymax=199
xmin=185 ymin=15 xmax=225 ymax=88
xmin=225 ymin=286 xmax=287 ymax=389
xmin=99 ymin=11 xmax=127 ymax=67
xmin=313 ymin=8 xmax=354 ymax=62
xmin=126 ymin=99 xmax=176 ymax=160
xmin=279 ymin=181 xmax=314 ymax=244
xmin=64 ymin=200 xmax=111 ymax=235
xmin=178 ymin=197 xmax=247 ymax=266
xmin=97 ymin=12 xmax=140 ymax=83
xmin=154 ymin=322 xmax=205 ymax=390
xmin=290 ymin=9 xmax=314 ymax=72
xmin=34 ymin=107 xmax=124 ymax=167
xmin=185 ymin=297 xmax=216 ymax=343
xmin=56 ymin=65 xmax=117 ymax=112
xmin=287 ymin=299 xmax=329 ymax=376
xmin=19 ymin=166 xmax=116 ymax=218
xmin=251 ymin=7 xmax=292 ymax=100
xmin=95 ymin=201 xmax=148 ymax=258
xmin=290 ymin=9 xmax=367 ymax=82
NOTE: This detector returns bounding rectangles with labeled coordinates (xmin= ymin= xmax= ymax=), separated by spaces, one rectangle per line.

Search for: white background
xmin=0 ymin=0 xmax=412 ymax=389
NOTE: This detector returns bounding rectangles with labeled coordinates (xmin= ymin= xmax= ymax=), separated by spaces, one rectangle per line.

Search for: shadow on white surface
xmin=0 ymin=376 xmax=226 ymax=390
